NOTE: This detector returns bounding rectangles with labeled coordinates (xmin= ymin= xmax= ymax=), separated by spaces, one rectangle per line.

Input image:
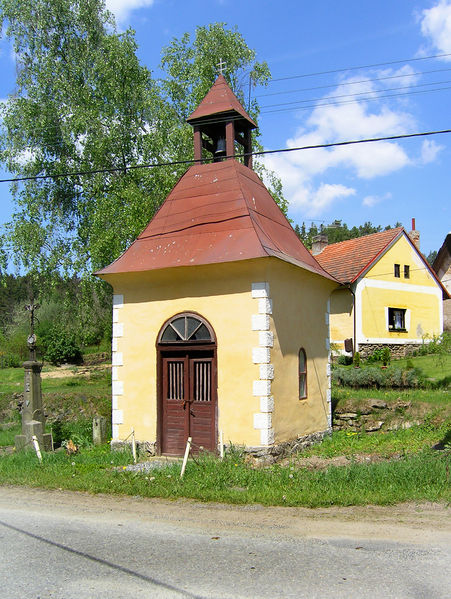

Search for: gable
xmin=364 ymin=233 xmax=442 ymax=290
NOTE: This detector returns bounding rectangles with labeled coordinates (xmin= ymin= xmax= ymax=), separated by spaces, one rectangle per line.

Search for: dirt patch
xmin=41 ymin=364 xmax=111 ymax=379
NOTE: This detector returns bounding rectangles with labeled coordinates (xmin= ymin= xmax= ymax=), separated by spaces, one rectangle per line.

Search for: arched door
xmin=157 ymin=313 xmax=217 ymax=456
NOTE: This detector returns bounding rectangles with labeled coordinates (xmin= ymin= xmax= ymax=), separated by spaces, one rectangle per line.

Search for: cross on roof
xmin=217 ymin=59 xmax=227 ymax=76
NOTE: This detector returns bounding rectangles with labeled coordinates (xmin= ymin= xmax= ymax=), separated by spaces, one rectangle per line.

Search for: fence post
xmin=31 ymin=435 xmax=42 ymax=463
xmin=131 ymin=428 xmax=137 ymax=464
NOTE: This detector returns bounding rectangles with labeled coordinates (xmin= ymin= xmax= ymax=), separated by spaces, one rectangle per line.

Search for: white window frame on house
xmin=386 ymin=307 xmax=410 ymax=332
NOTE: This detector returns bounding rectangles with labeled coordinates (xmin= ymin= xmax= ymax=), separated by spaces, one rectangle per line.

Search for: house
xmin=313 ymin=223 xmax=448 ymax=359
xmin=433 ymin=232 xmax=451 ymax=331
xmin=96 ymin=75 xmax=336 ymax=457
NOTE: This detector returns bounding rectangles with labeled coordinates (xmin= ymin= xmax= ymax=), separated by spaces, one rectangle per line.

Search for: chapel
xmin=96 ymin=74 xmax=337 ymax=456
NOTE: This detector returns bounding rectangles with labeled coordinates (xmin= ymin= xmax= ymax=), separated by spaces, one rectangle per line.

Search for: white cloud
xmin=362 ymin=192 xmax=392 ymax=208
xmin=105 ymin=0 xmax=155 ymax=23
xmin=420 ymin=139 xmax=443 ymax=164
xmin=420 ymin=1 xmax=451 ymax=59
xmin=264 ymin=72 xmax=417 ymax=217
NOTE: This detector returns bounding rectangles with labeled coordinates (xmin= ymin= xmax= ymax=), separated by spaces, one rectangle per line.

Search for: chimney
xmin=312 ymin=234 xmax=328 ymax=255
xmin=409 ymin=217 xmax=420 ymax=250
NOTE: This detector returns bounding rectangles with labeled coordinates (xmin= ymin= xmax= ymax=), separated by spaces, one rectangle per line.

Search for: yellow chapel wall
xmin=101 ymin=256 xmax=337 ymax=450
xmin=103 ymin=259 xmax=269 ymax=448
xmin=356 ymin=234 xmax=443 ymax=343
xmin=267 ymin=260 xmax=337 ymax=443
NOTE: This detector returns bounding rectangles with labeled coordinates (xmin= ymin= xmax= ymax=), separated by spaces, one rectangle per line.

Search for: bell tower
xmin=186 ymin=74 xmax=257 ymax=168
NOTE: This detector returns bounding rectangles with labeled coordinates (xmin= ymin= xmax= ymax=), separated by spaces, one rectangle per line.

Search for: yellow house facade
xmin=97 ymin=76 xmax=336 ymax=456
xmin=315 ymin=227 xmax=447 ymax=359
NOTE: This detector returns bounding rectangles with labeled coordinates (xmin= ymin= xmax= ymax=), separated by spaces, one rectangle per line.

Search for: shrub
xmin=381 ymin=346 xmax=391 ymax=366
xmin=44 ymin=327 xmax=82 ymax=365
xmin=332 ymin=366 xmax=420 ymax=388
xmin=366 ymin=347 xmax=386 ymax=364
xmin=337 ymin=354 xmax=353 ymax=366
xmin=353 ymin=351 xmax=360 ymax=368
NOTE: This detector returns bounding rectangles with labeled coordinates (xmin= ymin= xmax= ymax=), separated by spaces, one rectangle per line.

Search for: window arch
xmin=298 ymin=348 xmax=307 ymax=399
xmin=158 ymin=313 xmax=215 ymax=344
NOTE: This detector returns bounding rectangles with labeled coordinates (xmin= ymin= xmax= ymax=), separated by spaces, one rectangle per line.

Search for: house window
xmin=394 ymin=264 xmax=400 ymax=278
xmin=388 ymin=308 xmax=406 ymax=331
xmin=299 ymin=348 xmax=307 ymax=399
xmin=404 ymin=265 xmax=410 ymax=278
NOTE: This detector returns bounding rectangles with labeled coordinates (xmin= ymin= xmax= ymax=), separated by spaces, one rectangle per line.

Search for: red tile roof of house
xmin=96 ymin=159 xmax=334 ymax=279
xmin=186 ymin=75 xmax=257 ymax=128
xmin=314 ymin=228 xmax=404 ymax=283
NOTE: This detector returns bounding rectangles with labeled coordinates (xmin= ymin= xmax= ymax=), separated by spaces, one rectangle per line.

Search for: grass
xmin=302 ymin=422 xmax=450 ymax=458
xmin=0 ymin=444 xmax=449 ymax=507
xmin=393 ymin=353 xmax=451 ymax=380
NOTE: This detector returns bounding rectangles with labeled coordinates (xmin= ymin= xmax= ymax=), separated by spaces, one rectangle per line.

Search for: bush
xmin=353 ymin=351 xmax=360 ymax=368
xmin=44 ymin=327 xmax=82 ymax=365
xmin=332 ymin=366 xmax=420 ymax=388
xmin=337 ymin=354 xmax=353 ymax=365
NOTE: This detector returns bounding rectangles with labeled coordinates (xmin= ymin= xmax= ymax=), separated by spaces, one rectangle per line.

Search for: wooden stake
xmin=219 ymin=430 xmax=224 ymax=459
xmin=131 ymin=428 xmax=137 ymax=464
xmin=180 ymin=436 xmax=192 ymax=479
xmin=31 ymin=435 xmax=42 ymax=463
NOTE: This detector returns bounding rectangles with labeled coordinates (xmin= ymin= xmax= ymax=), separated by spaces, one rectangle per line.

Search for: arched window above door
xmin=158 ymin=313 xmax=215 ymax=344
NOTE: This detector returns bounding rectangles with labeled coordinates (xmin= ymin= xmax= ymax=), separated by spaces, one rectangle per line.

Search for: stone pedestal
xmin=15 ymin=361 xmax=53 ymax=452
xmin=92 ymin=416 xmax=108 ymax=446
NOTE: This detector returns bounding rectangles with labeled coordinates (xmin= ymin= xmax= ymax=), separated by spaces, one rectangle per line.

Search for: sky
xmin=1 ymin=0 xmax=450 ymax=260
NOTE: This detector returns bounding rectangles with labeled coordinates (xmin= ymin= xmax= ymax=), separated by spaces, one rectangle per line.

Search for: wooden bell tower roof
xmin=96 ymin=76 xmax=334 ymax=282
xmin=186 ymin=75 xmax=257 ymax=128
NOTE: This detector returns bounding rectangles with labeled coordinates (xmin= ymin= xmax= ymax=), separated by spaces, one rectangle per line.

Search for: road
xmin=0 ymin=486 xmax=449 ymax=598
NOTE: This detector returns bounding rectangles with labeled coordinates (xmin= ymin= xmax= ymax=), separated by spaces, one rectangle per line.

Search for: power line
xmin=268 ymin=52 xmax=451 ymax=83
xmin=260 ymin=78 xmax=451 ymax=110
xmin=257 ymin=66 xmax=451 ymax=98
xmin=261 ymin=85 xmax=451 ymax=114
xmin=1 ymin=128 xmax=451 ymax=184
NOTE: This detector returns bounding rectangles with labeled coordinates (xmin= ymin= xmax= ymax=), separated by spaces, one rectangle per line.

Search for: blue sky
xmin=1 ymin=0 xmax=450 ymax=258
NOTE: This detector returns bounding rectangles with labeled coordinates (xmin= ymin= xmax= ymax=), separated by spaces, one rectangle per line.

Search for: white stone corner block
xmin=252 ymin=314 xmax=270 ymax=331
xmin=325 ymin=311 xmax=330 ymax=325
xmin=258 ymin=298 xmax=273 ymax=315
xmin=260 ymin=428 xmax=275 ymax=446
xmin=325 ymin=338 xmax=330 ymax=350
xmin=253 ymin=412 xmax=272 ymax=430
xmin=112 ymin=352 xmax=123 ymax=366
xmin=259 ymin=331 xmax=274 ymax=347
xmin=112 ymin=409 xmax=123 ymax=425
xmin=111 ymin=338 xmax=118 ymax=352
xmin=252 ymin=282 xmax=270 ymax=298
xmin=112 ymin=366 xmax=119 ymax=381
xmin=112 ymin=380 xmax=124 ymax=396
xmin=113 ymin=322 xmax=124 ymax=338
xmin=252 ymin=347 xmax=271 ymax=364
xmin=112 ymin=308 xmax=120 ymax=323
xmin=112 ymin=424 xmax=119 ymax=440
xmin=112 ymin=396 xmax=118 ymax=410
xmin=113 ymin=294 xmax=124 ymax=308
xmin=253 ymin=380 xmax=271 ymax=396
xmin=259 ymin=363 xmax=274 ymax=380
xmin=260 ymin=396 xmax=274 ymax=413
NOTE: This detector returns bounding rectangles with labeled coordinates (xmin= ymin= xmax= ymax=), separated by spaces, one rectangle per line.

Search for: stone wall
xmin=358 ymin=343 xmax=420 ymax=360
xmin=333 ymin=399 xmax=418 ymax=432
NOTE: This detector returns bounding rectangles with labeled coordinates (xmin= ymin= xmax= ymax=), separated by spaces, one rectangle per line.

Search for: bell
xmin=214 ymin=137 xmax=226 ymax=158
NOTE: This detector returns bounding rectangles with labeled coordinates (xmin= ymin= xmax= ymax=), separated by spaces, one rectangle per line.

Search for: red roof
xmin=314 ymin=228 xmax=403 ymax=283
xmin=96 ymin=160 xmax=333 ymax=279
xmin=187 ymin=75 xmax=257 ymax=128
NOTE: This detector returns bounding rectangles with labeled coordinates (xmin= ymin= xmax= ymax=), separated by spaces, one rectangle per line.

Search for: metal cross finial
xmin=217 ymin=59 xmax=227 ymax=76
xmin=25 ymin=302 xmax=40 ymax=359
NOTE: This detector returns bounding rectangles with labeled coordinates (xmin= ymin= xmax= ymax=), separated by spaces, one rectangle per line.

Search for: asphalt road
xmin=0 ymin=487 xmax=449 ymax=599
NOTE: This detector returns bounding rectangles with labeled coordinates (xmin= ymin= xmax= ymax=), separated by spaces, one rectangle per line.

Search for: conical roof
xmin=96 ymin=159 xmax=334 ymax=280
xmin=187 ymin=75 xmax=257 ymax=128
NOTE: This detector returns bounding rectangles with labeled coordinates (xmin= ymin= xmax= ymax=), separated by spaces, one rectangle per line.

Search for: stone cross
xmin=15 ymin=302 xmax=53 ymax=453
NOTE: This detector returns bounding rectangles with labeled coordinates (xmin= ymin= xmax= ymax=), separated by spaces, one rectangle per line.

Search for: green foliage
xmin=294 ymin=220 xmax=400 ymax=249
xmin=332 ymin=366 xmax=421 ymax=388
xmin=337 ymin=354 xmax=353 ymax=365
xmin=366 ymin=347 xmax=386 ymax=363
xmin=413 ymin=332 xmax=451 ymax=356
xmin=381 ymin=346 xmax=391 ymax=366
xmin=0 ymin=5 xmax=285 ymax=280
xmin=353 ymin=351 xmax=360 ymax=368
xmin=52 ymin=418 xmax=94 ymax=449
xmin=44 ymin=326 xmax=82 ymax=365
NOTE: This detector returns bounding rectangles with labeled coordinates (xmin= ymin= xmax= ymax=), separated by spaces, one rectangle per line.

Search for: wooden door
xmin=160 ymin=350 xmax=216 ymax=455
